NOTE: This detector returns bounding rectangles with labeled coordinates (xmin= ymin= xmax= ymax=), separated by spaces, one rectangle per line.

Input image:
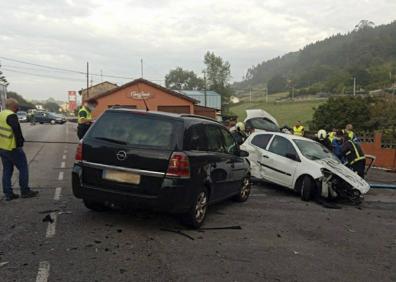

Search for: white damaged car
xmin=241 ymin=131 xmax=370 ymax=203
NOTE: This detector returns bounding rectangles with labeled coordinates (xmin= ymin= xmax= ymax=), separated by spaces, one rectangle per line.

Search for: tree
xmin=165 ymin=67 xmax=205 ymax=90
xmin=0 ymin=63 xmax=9 ymax=86
xmin=311 ymin=96 xmax=373 ymax=131
xmin=203 ymin=51 xmax=233 ymax=111
xmin=44 ymin=101 xmax=60 ymax=113
xmin=268 ymin=74 xmax=287 ymax=94
xmin=6 ymin=92 xmax=35 ymax=110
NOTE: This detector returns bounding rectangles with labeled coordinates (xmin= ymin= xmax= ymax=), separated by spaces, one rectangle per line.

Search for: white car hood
xmin=244 ymin=109 xmax=279 ymax=126
xmin=316 ymin=158 xmax=370 ymax=194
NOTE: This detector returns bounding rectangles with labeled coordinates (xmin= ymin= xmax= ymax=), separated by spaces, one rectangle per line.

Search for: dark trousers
xmin=350 ymin=159 xmax=366 ymax=179
xmin=77 ymin=124 xmax=90 ymax=140
xmin=0 ymin=148 xmax=30 ymax=196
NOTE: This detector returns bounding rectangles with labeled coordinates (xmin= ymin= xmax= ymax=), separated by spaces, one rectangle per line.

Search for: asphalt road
xmin=0 ymin=123 xmax=395 ymax=282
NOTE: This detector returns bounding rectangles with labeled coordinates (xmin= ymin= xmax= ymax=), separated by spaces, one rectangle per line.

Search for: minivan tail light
xmin=166 ymin=152 xmax=190 ymax=178
xmin=75 ymin=141 xmax=83 ymax=161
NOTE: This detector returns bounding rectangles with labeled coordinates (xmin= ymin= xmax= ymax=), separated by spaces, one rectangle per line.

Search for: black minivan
xmin=72 ymin=108 xmax=251 ymax=228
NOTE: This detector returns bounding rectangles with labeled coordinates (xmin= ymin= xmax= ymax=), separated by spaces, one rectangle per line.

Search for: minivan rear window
xmin=87 ymin=111 xmax=178 ymax=149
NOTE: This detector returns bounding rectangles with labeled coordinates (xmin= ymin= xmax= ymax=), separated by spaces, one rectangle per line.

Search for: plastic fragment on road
xmin=0 ymin=262 xmax=9 ymax=268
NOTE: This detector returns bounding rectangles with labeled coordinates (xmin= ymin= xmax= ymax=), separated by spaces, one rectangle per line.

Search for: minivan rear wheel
xmin=83 ymin=199 xmax=108 ymax=212
xmin=181 ymin=188 xmax=208 ymax=229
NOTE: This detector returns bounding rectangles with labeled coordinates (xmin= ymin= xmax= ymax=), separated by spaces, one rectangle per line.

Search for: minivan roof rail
xmin=180 ymin=114 xmax=219 ymax=123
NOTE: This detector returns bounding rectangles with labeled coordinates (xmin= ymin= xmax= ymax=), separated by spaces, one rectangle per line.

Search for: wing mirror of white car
xmin=286 ymin=153 xmax=299 ymax=161
xmin=238 ymin=150 xmax=249 ymax=157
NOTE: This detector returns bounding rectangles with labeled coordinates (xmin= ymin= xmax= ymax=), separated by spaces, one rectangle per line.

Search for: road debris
xmin=198 ymin=225 xmax=242 ymax=231
xmin=42 ymin=214 xmax=54 ymax=223
xmin=160 ymin=228 xmax=194 ymax=240
xmin=0 ymin=262 xmax=9 ymax=268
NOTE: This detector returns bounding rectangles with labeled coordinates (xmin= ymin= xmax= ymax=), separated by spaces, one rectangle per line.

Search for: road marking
xmin=36 ymin=261 xmax=50 ymax=282
xmin=54 ymin=187 xmax=62 ymax=201
xmin=61 ymin=161 xmax=65 ymax=168
xmin=58 ymin=172 xmax=64 ymax=181
xmin=62 ymin=155 xmax=66 ymax=160
xmin=46 ymin=212 xmax=57 ymax=238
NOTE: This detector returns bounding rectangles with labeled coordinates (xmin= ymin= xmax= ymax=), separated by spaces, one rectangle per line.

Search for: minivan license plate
xmin=102 ymin=170 xmax=141 ymax=184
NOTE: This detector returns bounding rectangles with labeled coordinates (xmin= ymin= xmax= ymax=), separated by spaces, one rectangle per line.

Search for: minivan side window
xmin=268 ymin=136 xmax=298 ymax=158
xmin=251 ymin=134 xmax=273 ymax=150
xmin=220 ymin=128 xmax=238 ymax=155
xmin=204 ymin=125 xmax=226 ymax=153
xmin=184 ymin=125 xmax=207 ymax=151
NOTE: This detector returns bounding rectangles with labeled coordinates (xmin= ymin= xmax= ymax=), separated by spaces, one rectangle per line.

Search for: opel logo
xmin=116 ymin=151 xmax=127 ymax=161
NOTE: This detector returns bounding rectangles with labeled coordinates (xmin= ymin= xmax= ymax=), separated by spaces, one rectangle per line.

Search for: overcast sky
xmin=0 ymin=0 xmax=395 ymax=101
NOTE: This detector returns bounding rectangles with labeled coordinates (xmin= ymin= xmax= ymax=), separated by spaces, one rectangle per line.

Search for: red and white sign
xmin=68 ymin=91 xmax=77 ymax=112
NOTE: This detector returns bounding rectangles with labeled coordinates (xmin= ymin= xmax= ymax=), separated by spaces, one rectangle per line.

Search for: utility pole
xmin=86 ymin=62 xmax=89 ymax=99
xmin=140 ymin=58 xmax=144 ymax=78
xmin=249 ymin=88 xmax=252 ymax=103
xmin=353 ymin=76 xmax=356 ymax=96
xmin=265 ymin=86 xmax=268 ymax=103
xmin=292 ymin=87 xmax=295 ymax=100
xmin=203 ymin=71 xmax=207 ymax=107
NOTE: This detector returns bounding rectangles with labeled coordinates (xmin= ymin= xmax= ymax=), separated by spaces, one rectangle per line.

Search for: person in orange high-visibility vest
xmin=293 ymin=121 xmax=304 ymax=137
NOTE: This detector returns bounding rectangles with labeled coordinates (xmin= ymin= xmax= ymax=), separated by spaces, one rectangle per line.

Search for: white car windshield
xmin=247 ymin=118 xmax=279 ymax=132
xmin=294 ymin=139 xmax=338 ymax=161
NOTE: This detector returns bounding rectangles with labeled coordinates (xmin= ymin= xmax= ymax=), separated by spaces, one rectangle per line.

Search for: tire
xmin=300 ymin=175 xmax=315 ymax=201
xmin=233 ymin=176 xmax=251 ymax=202
xmin=83 ymin=199 xmax=108 ymax=212
xmin=50 ymin=120 xmax=56 ymax=125
xmin=181 ymin=188 xmax=209 ymax=229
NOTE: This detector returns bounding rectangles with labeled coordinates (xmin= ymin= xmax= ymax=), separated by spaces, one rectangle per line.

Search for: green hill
xmin=234 ymin=20 xmax=396 ymax=96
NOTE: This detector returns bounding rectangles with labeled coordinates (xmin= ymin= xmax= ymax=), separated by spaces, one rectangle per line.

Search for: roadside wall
xmin=361 ymin=132 xmax=396 ymax=170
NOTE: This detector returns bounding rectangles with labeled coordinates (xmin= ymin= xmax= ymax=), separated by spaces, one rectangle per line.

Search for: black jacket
xmin=7 ymin=113 xmax=24 ymax=147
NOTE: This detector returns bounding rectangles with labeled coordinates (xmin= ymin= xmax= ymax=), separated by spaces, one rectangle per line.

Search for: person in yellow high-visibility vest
xmin=344 ymin=124 xmax=356 ymax=141
xmin=77 ymin=101 xmax=96 ymax=140
xmin=293 ymin=121 xmax=304 ymax=137
xmin=0 ymin=98 xmax=39 ymax=201
xmin=341 ymin=132 xmax=366 ymax=178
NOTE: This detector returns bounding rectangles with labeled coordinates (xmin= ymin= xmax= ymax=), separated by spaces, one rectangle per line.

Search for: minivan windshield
xmin=87 ymin=111 xmax=178 ymax=149
xmin=293 ymin=139 xmax=338 ymax=161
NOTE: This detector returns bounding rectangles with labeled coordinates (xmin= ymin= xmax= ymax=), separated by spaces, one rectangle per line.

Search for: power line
xmin=2 ymin=67 xmax=86 ymax=82
xmin=0 ymin=56 xmax=134 ymax=80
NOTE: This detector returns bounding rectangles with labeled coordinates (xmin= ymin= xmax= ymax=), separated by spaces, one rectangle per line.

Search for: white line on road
xmin=58 ymin=172 xmax=64 ymax=181
xmin=54 ymin=187 xmax=62 ymax=201
xmin=36 ymin=261 xmax=50 ymax=282
xmin=46 ymin=212 xmax=57 ymax=238
xmin=61 ymin=161 xmax=65 ymax=168
xmin=62 ymin=155 xmax=66 ymax=160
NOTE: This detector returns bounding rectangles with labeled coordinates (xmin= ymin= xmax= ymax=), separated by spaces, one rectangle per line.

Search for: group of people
xmin=314 ymin=124 xmax=366 ymax=179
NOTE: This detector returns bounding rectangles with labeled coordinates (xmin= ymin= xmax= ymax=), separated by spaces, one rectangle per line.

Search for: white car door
xmin=244 ymin=134 xmax=274 ymax=180
xmin=260 ymin=135 xmax=300 ymax=188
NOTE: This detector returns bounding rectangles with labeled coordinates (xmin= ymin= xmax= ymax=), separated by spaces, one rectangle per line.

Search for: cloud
xmin=0 ymin=0 xmax=395 ymax=100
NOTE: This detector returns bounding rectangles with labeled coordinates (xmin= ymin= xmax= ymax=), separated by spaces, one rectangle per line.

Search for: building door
xmin=157 ymin=106 xmax=191 ymax=114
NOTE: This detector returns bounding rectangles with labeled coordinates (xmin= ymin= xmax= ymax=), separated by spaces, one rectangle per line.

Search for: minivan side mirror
xmin=238 ymin=150 xmax=249 ymax=157
xmin=286 ymin=153 xmax=299 ymax=161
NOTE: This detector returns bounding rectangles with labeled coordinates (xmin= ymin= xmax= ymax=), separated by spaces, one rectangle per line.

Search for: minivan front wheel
xmin=234 ymin=176 xmax=251 ymax=202
xmin=83 ymin=199 xmax=108 ymax=212
xmin=181 ymin=188 xmax=208 ymax=229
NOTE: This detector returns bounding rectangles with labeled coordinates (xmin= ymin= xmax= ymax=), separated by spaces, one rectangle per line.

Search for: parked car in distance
xmin=34 ymin=111 xmax=66 ymax=124
xmin=241 ymin=132 xmax=370 ymax=203
xmin=72 ymin=108 xmax=251 ymax=228
xmin=17 ymin=111 xmax=28 ymax=122
xmin=244 ymin=109 xmax=280 ymax=132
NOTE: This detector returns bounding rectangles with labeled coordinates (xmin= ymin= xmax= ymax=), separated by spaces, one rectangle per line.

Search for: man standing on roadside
xmin=0 ymin=98 xmax=39 ymax=201
xmin=77 ymin=101 xmax=96 ymax=140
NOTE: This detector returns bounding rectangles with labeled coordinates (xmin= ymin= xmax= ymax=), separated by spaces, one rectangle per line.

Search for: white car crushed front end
xmin=315 ymin=158 xmax=370 ymax=203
